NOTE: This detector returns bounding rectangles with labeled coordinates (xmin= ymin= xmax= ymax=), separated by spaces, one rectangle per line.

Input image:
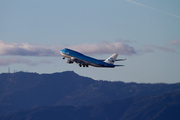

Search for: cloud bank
xmin=0 ymin=40 xmax=136 ymax=56
xmin=0 ymin=40 xmax=60 ymax=56
xmin=1 ymin=40 xmax=177 ymax=66
xmin=0 ymin=40 xmax=136 ymax=66
xmin=69 ymin=41 xmax=136 ymax=55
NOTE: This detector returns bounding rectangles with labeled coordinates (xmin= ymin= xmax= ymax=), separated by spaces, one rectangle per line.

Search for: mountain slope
xmin=0 ymin=71 xmax=180 ymax=116
xmin=0 ymin=92 xmax=180 ymax=120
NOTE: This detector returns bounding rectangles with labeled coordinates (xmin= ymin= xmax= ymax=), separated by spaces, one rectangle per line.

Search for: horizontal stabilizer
xmin=114 ymin=65 xmax=124 ymax=67
xmin=115 ymin=58 xmax=127 ymax=61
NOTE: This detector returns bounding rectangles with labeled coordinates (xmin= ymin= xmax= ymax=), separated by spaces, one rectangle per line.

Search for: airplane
xmin=60 ymin=48 xmax=126 ymax=68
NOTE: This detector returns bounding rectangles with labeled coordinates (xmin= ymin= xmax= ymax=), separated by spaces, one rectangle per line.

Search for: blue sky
xmin=0 ymin=0 xmax=180 ymax=83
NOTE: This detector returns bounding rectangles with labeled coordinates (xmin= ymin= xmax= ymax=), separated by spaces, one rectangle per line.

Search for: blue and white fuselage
xmin=60 ymin=48 xmax=126 ymax=68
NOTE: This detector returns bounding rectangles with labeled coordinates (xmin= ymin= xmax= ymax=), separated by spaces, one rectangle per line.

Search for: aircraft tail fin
xmin=104 ymin=53 xmax=118 ymax=64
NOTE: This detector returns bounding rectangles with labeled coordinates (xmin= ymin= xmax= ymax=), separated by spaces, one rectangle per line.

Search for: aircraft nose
xmin=60 ymin=48 xmax=66 ymax=54
xmin=60 ymin=49 xmax=64 ymax=54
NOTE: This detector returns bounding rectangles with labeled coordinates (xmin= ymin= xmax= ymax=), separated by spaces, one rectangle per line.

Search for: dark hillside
xmin=0 ymin=71 xmax=179 ymax=116
xmin=0 ymin=92 xmax=180 ymax=120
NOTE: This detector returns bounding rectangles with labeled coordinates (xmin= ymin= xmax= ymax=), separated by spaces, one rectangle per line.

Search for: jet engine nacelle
xmin=66 ymin=59 xmax=73 ymax=64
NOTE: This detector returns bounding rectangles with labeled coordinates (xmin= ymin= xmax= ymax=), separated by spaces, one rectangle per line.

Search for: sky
xmin=0 ymin=0 xmax=180 ymax=83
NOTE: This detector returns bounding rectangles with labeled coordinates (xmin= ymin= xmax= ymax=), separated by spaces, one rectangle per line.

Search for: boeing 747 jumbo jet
xmin=60 ymin=48 xmax=126 ymax=68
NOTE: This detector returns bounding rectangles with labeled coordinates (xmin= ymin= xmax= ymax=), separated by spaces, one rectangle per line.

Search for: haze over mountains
xmin=0 ymin=71 xmax=180 ymax=120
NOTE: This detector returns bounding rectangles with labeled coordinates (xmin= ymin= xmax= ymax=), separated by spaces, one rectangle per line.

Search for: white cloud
xmin=0 ymin=40 xmax=136 ymax=56
xmin=69 ymin=41 xmax=136 ymax=55
xmin=0 ymin=40 xmax=61 ymax=56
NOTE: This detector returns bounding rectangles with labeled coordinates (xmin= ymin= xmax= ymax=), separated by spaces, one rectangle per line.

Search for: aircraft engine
xmin=66 ymin=59 xmax=73 ymax=64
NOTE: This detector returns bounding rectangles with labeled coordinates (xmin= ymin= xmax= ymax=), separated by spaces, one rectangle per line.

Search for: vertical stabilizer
xmin=104 ymin=53 xmax=118 ymax=64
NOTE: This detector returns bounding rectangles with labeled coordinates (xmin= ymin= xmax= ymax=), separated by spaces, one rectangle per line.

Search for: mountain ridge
xmin=0 ymin=71 xmax=180 ymax=119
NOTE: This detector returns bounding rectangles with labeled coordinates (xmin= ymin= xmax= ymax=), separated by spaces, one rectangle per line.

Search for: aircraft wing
xmin=72 ymin=58 xmax=90 ymax=65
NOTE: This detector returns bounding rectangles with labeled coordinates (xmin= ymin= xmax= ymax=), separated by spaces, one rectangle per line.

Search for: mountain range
xmin=0 ymin=71 xmax=180 ymax=119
